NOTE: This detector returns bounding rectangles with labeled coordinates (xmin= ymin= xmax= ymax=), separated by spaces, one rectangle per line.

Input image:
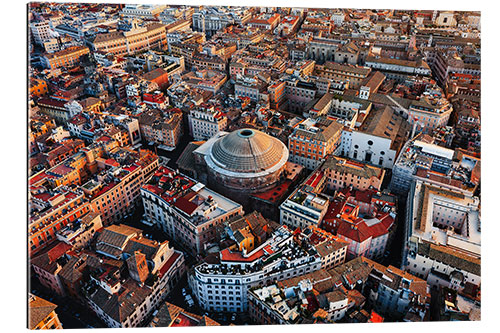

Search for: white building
xmin=192 ymin=7 xmax=251 ymax=37
xmin=402 ymin=179 xmax=481 ymax=291
xmin=343 ymin=106 xmax=410 ymax=169
xmin=30 ymin=20 xmax=53 ymax=45
xmin=390 ymin=139 xmax=479 ymax=195
xmin=121 ymin=4 xmax=167 ymax=19
xmin=280 ymin=189 xmax=329 ymax=230
xmin=188 ymin=226 xmax=322 ymax=313
xmin=188 ymin=107 xmax=228 ymax=141
xmin=141 ymin=167 xmax=243 ymax=255
xmin=331 ymin=12 xmax=345 ymax=26
xmin=364 ymin=56 xmax=432 ymax=82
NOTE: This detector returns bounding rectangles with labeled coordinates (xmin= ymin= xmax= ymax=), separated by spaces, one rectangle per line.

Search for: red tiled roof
xmin=122 ymin=164 xmax=139 ymax=173
xmin=170 ymin=312 xmax=200 ymax=327
xmin=96 ymin=135 xmax=112 ymax=142
xmin=50 ymin=164 xmax=74 ymax=176
xmin=48 ymin=242 xmax=72 ymax=262
xmin=92 ymin=181 xmax=118 ymax=199
xmin=337 ymin=220 xmax=372 ymax=243
xmin=323 ymin=199 xmax=345 ymax=221
xmin=37 ymin=98 xmax=67 ymax=108
xmin=104 ymin=159 xmax=120 ymax=167
xmin=354 ymin=190 xmax=373 ymax=204
xmin=305 ymin=171 xmax=324 ymax=188
xmin=143 ymin=184 xmax=164 ymax=196
xmin=263 ymin=245 xmax=274 ymax=255
xmin=251 ymin=180 xmax=292 ymax=203
xmin=158 ymin=252 xmax=181 ymax=278
xmin=220 ymin=248 xmax=265 ymax=262
xmin=29 ymin=172 xmax=49 ymax=186
xmin=370 ymin=311 xmax=384 ymax=323
xmin=173 ymin=197 xmax=198 ymax=215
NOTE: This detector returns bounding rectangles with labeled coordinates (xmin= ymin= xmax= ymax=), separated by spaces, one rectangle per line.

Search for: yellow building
xmin=43 ymin=45 xmax=90 ymax=69
xmin=90 ymin=22 xmax=168 ymax=57
xmin=28 ymin=294 xmax=63 ymax=329
xmin=231 ymin=226 xmax=256 ymax=253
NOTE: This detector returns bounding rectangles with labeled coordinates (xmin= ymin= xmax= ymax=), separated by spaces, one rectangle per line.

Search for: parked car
xmin=186 ymin=297 xmax=194 ymax=307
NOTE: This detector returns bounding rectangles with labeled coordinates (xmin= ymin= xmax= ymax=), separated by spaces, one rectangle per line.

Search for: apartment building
xmin=149 ymin=302 xmax=220 ymax=327
xmin=182 ymin=69 xmax=228 ymax=93
xmin=321 ymin=155 xmax=386 ymax=192
xmin=82 ymin=150 xmax=159 ymax=226
xmin=192 ymin=7 xmax=251 ymax=37
xmin=288 ymin=117 xmax=343 ymax=170
xmin=141 ymin=167 xmax=243 ymax=255
xmin=285 ymin=79 xmax=318 ymax=113
xmin=313 ymin=62 xmax=371 ymax=89
xmin=30 ymin=14 xmax=63 ymax=44
xmin=121 ymin=4 xmax=166 ymax=18
xmin=280 ymin=188 xmax=330 ymax=230
xmin=86 ymin=224 xmax=186 ymax=328
xmin=298 ymin=226 xmax=349 ymax=270
xmin=42 ymin=46 xmax=90 ymax=69
xmin=321 ymin=189 xmax=396 ymax=260
xmin=188 ymin=106 xmax=228 ymax=141
xmin=89 ymin=22 xmax=168 ymax=57
xmin=29 ymin=294 xmax=64 ymax=329
xmin=433 ymin=50 xmax=481 ymax=87
xmin=402 ymin=179 xmax=481 ymax=291
xmin=363 ymin=258 xmax=430 ymax=321
xmin=391 ymin=139 xmax=479 ymax=194
xmin=188 ymin=226 xmax=322 ymax=313
xmin=31 ymin=241 xmax=72 ymax=296
xmin=55 ymin=212 xmax=103 ymax=250
xmin=267 ymin=81 xmax=287 ymax=110
xmin=407 ymin=98 xmax=453 ymax=133
xmin=29 ymin=186 xmax=92 ymax=254
xmin=248 ymin=13 xmax=281 ymax=31
xmin=248 ymin=271 xmax=347 ymax=324
xmin=37 ymin=98 xmax=82 ymax=124
xmin=138 ymin=108 xmax=184 ymax=149
xmin=234 ymin=76 xmax=268 ymax=102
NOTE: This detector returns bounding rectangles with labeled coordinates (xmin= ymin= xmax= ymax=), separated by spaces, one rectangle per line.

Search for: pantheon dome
xmin=203 ymin=128 xmax=289 ymax=193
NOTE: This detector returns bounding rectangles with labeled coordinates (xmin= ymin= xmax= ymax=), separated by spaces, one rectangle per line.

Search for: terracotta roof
xmin=31 ymin=242 xmax=72 ymax=274
xmin=173 ymin=197 xmax=198 ymax=215
xmin=418 ymin=242 xmax=480 ymax=276
xmin=97 ymin=224 xmax=142 ymax=250
xmin=220 ymin=248 xmax=265 ymax=262
xmin=150 ymin=302 xmax=220 ymax=327
xmin=89 ymin=279 xmax=151 ymax=324
xmin=158 ymin=251 xmax=181 ymax=278
xmin=322 ymin=155 xmax=384 ymax=180
xmin=278 ymin=269 xmax=335 ymax=293
xmin=29 ymin=294 xmax=58 ymax=329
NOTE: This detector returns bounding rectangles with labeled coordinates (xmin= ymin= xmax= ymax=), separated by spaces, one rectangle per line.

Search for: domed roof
xmin=210 ymin=129 xmax=287 ymax=173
